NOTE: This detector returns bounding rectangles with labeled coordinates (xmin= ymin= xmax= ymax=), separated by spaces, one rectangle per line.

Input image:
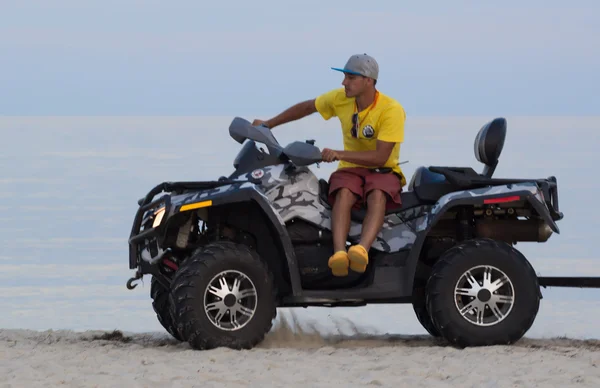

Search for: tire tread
xmin=168 ymin=241 xmax=277 ymax=350
xmin=426 ymin=238 xmax=540 ymax=347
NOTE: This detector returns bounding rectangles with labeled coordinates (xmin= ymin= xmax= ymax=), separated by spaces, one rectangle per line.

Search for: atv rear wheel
xmin=426 ymin=238 xmax=540 ymax=347
xmin=168 ymin=241 xmax=277 ymax=350
xmin=150 ymin=276 xmax=183 ymax=341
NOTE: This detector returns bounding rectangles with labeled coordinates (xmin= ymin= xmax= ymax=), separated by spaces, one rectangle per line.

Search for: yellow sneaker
xmin=348 ymin=245 xmax=369 ymax=273
xmin=328 ymin=250 xmax=349 ymax=277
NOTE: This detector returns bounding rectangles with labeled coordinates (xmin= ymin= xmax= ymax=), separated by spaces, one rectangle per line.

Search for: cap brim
xmin=331 ymin=67 xmax=363 ymax=76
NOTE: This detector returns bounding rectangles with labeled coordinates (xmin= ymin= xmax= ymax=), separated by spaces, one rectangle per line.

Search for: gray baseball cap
xmin=331 ymin=53 xmax=379 ymax=80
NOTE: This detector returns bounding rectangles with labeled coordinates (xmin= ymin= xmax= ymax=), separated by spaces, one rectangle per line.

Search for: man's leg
xmin=327 ymin=169 xmax=362 ymax=277
xmin=347 ymin=171 xmax=402 ymax=273
xmin=347 ymin=190 xmax=386 ymax=273
xmin=359 ymin=189 xmax=387 ymax=249
xmin=332 ymin=188 xmax=358 ymax=252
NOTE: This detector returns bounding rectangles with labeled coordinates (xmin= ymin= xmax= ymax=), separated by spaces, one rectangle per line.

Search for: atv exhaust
xmin=475 ymin=218 xmax=553 ymax=243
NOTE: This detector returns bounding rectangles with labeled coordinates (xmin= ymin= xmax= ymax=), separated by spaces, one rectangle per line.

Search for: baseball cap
xmin=331 ymin=53 xmax=379 ymax=80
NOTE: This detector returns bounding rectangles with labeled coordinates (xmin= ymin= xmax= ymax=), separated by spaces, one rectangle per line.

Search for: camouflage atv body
xmin=127 ymin=116 xmax=563 ymax=350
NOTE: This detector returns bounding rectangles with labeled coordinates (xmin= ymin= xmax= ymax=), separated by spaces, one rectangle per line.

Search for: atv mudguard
xmin=401 ymin=181 xmax=560 ymax=294
xmin=144 ymin=179 xmax=305 ymax=296
xmin=420 ymin=181 xmax=560 ymax=234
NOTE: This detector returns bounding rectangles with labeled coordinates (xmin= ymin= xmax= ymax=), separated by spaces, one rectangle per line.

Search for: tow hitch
xmin=126 ymin=271 xmax=142 ymax=290
xmin=538 ymin=276 xmax=600 ymax=288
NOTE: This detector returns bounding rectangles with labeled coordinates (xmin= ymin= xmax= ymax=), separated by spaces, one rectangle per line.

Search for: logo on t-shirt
xmin=362 ymin=125 xmax=375 ymax=138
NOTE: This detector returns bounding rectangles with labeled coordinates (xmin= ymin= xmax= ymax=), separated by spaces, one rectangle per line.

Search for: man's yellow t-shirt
xmin=314 ymin=88 xmax=407 ymax=186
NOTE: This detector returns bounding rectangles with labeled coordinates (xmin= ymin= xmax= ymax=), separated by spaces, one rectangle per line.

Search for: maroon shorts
xmin=328 ymin=167 xmax=403 ymax=210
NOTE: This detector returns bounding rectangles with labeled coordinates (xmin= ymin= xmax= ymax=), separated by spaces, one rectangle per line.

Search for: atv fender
xmin=422 ymin=181 xmax=560 ymax=234
xmin=402 ymin=181 xmax=559 ymax=294
xmin=171 ymin=183 xmax=303 ymax=296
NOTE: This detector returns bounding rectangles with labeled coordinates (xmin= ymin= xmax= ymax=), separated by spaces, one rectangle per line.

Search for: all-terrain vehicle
xmin=126 ymin=116 xmax=566 ymax=350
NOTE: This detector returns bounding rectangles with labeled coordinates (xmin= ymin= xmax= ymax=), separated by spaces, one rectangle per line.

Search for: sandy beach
xmin=2 ymin=314 xmax=600 ymax=388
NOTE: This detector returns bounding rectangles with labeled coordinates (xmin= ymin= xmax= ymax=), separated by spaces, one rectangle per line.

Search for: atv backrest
xmin=474 ymin=117 xmax=507 ymax=178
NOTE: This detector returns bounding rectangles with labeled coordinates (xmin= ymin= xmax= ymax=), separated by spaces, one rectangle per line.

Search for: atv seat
xmin=405 ymin=117 xmax=510 ymax=202
xmin=318 ymin=179 xmax=422 ymax=222
xmin=407 ymin=166 xmax=483 ymax=203
xmin=408 ymin=166 xmax=457 ymax=203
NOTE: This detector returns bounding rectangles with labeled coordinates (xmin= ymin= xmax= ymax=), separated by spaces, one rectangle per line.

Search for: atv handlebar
xmin=231 ymin=117 xmax=328 ymax=166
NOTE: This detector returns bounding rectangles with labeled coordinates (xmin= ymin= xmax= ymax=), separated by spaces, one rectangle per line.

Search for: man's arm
xmin=252 ymin=99 xmax=317 ymax=129
xmin=322 ymin=140 xmax=396 ymax=167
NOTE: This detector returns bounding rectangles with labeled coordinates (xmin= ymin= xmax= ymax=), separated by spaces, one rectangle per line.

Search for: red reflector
xmin=484 ymin=195 xmax=521 ymax=204
xmin=163 ymin=259 xmax=179 ymax=270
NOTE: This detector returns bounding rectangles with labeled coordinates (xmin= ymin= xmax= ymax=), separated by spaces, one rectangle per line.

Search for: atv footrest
xmin=280 ymin=293 xmax=411 ymax=307
xmin=538 ymin=276 xmax=600 ymax=288
xmin=279 ymin=266 xmax=413 ymax=307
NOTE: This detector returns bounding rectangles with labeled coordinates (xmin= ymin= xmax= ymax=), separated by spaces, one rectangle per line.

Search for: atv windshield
xmin=229 ymin=117 xmax=283 ymax=157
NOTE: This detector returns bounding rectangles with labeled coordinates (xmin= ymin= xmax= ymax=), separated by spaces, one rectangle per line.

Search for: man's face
xmin=342 ymin=73 xmax=370 ymax=97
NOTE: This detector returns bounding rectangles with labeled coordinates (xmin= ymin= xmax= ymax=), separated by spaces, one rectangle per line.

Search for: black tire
xmin=168 ymin=241 xmax=277 ymax=350
xmin=412 ymin=278 xmax=440 ymax=337
xmin=150 ymin=276 xmax=184 ymax=342
xmin=413 ymin=302 xmax=441 ymax=337
xmin=426 ymin=238 xmax=540 ymax=347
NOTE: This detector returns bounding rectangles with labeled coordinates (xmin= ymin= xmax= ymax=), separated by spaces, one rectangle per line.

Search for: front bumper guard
xmin=128 ymin=178 xmax=261 ymax=270
xmin=128 ymin=192 xmax=171 ymax=270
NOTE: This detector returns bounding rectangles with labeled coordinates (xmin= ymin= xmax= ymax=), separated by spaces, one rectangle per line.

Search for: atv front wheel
xmin=426 ymin=238 xmax=540 ymax=347
xmin=169 ymin=241 xmax=277 ymax=350
xmin=150 ymin=276 xmax=184 ymax=341
xmin=413 ymin=301 xmax=440 ymax=338
xmin=411 ymin=278 xmax=440 ymax=337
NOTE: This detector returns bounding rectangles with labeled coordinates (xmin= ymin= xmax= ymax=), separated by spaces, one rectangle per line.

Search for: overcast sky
xmin=1 ymin=0 xmax=598 ymax=116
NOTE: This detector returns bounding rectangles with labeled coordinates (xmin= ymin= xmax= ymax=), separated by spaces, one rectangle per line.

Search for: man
xmin=252 ymin=53 xmax=406 ymax=277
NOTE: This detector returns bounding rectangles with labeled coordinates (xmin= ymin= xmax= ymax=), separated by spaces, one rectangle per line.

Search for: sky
xmin=0 ymin=0 xmax=598 ymax=116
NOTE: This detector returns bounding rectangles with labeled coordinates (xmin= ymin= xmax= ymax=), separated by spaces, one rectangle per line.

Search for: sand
xmin=2 ymin=315 xmax=600 ymax=388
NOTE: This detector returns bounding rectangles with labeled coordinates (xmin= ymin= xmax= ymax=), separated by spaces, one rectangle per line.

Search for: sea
xmin=1 ymin=115 xmax=599 ymax=339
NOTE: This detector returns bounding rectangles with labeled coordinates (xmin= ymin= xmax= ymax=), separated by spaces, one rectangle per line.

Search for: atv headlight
xmin=152 ymin=207 xmax=166 ymax=227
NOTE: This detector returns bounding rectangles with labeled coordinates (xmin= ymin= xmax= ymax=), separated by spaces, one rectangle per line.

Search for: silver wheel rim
xmin=203 ymin=270 xmax=258 ymax=332
xmin=454 ymin=265 xmax=515 ymax=327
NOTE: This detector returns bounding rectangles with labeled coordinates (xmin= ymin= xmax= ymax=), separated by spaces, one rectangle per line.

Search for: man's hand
xmin=252 ymin=119 xmax=270 ymax=128
xmin=321 ymin=148 xmax=340 ymax=163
